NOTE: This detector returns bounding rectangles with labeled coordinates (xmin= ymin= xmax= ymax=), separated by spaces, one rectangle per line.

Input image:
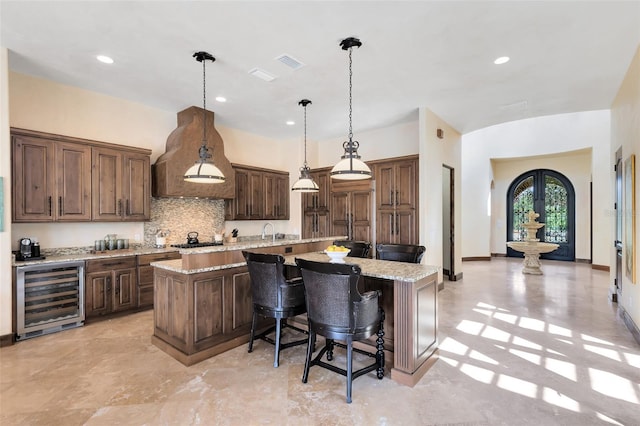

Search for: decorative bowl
xmin=324 ymin=249 xmax=350 ymax=263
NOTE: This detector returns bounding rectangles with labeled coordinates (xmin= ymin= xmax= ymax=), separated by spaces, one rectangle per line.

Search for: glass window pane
xmin=544 ymin=175 xmax=568 ymax=243
xmin=512 ymin=176 xmax=534 ymax=241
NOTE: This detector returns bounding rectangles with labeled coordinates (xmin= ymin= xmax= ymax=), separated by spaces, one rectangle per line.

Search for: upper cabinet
xmin=225 ymin=164 xmax=289 ymax=221
xmin=13 ymin=132 xmax=91 ymax=222
xmin=11 ymin=128 xmax=151 ymax=223
xmin=92 ymin=147 xmax=150 ymax=221
xmin=301 ymin=168 xmax=331 ymax=239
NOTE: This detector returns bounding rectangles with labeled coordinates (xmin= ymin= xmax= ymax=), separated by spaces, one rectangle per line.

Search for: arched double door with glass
xmin=507 ymin=169 xmax=575 ymax=261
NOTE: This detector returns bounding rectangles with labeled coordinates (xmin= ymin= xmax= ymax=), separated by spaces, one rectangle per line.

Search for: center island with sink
xmin=151 ymin=236 xmax=439 ymax=387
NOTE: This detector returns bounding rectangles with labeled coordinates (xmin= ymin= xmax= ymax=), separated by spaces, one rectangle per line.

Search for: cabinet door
xmin=377 ymin=210 xmax=395 ymax=245
xmin=376 ymin=163 xmax=395 ymax=210
xmin=224 ymin=269 xmax=253 ymax=334
xmin=92 ymin=147 xmax=123 ymax=220
xmin=248 ymin=171 xmax=263 ymax=219
xmin=351 ymin=190 xmax=372 ymax=242
xmin=395 ymin=159 xmax=417 ymax=210
xmin=12 ymin=136 xmax=55 ymax=222
xmin=395 ymin=210 xmax=417 ymax=245
xmin=112 ymin=268 xmax=137 ymax=312
xmin=123 ymin=153 xmax=150 ymax=221
xmin=330 ymin=191 xmax=350 ymax=239
xmin=263 ymin=172 xmax=277 ymax=219
xmin=303 ymin=211 xmax=330 ymax=239
xmin=232 ymin=169 xmax=250 ymax=220
xmin=275 ymin=174 xmax=289 ymax=219
xmin=85 ymin=271 xmax=111 ymax=317
xmin=56 ymin=142 xmax=92 ymax=221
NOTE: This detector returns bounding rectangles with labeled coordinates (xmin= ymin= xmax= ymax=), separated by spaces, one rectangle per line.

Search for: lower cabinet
xmin=85 ymin=256 xmax=137 ymax=318
xmin=137 ymin=251 xmax=180 ymax=309
xmin=153 ymin=265 xmax=266 ymax=365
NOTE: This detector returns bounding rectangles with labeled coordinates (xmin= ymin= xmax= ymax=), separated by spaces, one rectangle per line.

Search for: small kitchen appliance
xmin=15 ymin=237 xmax=45 ymax=261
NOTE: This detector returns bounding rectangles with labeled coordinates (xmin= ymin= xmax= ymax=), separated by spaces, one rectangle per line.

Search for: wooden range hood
xmin=153 ymin=106 xmax=235 ymax=199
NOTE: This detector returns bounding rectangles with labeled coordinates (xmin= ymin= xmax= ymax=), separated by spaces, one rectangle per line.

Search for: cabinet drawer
xmin=86 ymin=256 xmax=136 ymax=273
xmin=137 ymin=251 xmax=180 ymax=266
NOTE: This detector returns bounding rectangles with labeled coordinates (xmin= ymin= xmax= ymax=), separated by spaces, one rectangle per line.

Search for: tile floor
xmin=1 ymin=258 xmax=639 ymax=425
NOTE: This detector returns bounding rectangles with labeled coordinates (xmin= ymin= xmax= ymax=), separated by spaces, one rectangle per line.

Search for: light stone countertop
xmin=12 ymin=247 xmax=180 ymax=267
xmin=12 ymin=236 xmax=340 ymax=268
xmin=152 ymin=242 xmax=439 ymax=283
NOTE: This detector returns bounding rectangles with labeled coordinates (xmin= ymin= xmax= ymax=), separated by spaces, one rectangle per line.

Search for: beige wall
xmin=1 ymin=49 xmax=12 ymax=336
xmin=420 ymin=107 xmax=462 ymax=283
xmin=611 ymin=45 xmax=640 ymax=328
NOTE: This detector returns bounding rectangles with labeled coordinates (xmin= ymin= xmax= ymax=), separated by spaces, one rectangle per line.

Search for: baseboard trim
xmin=462 ymin=256 xmax=491 ymax=262
xmin=575 ymin=258 xmax=591 ymax=264
xmin=450 ymin=272 xmax=463 ymax=281
xmin=0 ymin=333 xmax=15 ymax=347
xmin=491 ymin=253 xmax=507 ymax=257
xmin=591 ymin=264 xmax=610 ymax=272
xmin=619 ymin=305 xmax=640 ymax=346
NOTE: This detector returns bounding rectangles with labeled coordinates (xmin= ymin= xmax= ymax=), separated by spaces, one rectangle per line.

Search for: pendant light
xmin=330 ymin=37 xmax=372 ymax=180
xmin=291 ymin=99 xmax=319 ymax=192
xmin=184 ymin=51 xmax=226 ymax=184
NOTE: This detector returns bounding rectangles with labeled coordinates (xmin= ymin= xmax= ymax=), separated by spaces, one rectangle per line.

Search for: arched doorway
xmin=507 ymin=169 xmax=575 ymax=261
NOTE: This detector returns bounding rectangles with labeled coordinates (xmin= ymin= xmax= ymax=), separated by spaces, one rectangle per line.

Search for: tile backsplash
xmin=144 ymin=198 xmax=225 ymax=246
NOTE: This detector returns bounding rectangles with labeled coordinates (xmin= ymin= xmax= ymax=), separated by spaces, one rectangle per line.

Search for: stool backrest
xmin=375 ymin=243 xmax=426 ymax=264
xmin=333 ymin=240 xmax=371 ymax=258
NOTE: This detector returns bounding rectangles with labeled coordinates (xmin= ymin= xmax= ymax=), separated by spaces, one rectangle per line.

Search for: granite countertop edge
xmin=12 ymin=236 xmax=339 ymax=267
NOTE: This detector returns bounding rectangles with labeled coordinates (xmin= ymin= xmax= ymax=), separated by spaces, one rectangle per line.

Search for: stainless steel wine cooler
xmin=16 ymin=261 xmax=85 ymax=340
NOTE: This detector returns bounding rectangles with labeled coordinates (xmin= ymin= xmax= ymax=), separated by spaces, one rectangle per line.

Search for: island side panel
xmin=391 ymin=272 xmax=438 ymax=386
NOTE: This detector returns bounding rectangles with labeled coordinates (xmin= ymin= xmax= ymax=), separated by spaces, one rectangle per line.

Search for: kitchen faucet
xmin=261 ymin=222 xmax=275 ymax=242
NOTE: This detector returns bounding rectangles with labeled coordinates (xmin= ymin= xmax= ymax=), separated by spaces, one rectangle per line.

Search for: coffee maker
xmin=16 ymin=237 xmax=41 ymax=260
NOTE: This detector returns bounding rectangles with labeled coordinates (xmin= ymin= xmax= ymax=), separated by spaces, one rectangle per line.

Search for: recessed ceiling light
xmin=286 ymin=121 xmax=295 ymax=126
xmin=494 ymin=56 xmax=510 ymax=65
xmin=215 ymin=96 xmax=227 ymax=103
xmin=96 ymin=55 xmax=114 ymax=64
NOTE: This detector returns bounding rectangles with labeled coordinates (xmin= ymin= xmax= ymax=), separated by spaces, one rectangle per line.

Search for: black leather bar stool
xmin=243 ymin=251 xmax=308 ymax=367
xmin=332 ymin=240 xmax=372 ymax=258
xmin=375 ymin=243 xmax=426 ymax=264
xmin=296 ymin=258 xmax=385 ymax=403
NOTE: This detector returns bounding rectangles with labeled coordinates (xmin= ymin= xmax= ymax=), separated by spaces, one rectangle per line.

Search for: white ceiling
xmin=1 ymin=1 xmax=639 ymax=141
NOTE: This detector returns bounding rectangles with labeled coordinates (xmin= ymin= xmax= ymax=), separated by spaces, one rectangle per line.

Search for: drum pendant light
xmin=292 ymin=99 xmax=319 ymax=192
xmin=184 ymin=51 xmax=226 ymax=184
xmin=330 ymin=37 xmax=371 ymax=180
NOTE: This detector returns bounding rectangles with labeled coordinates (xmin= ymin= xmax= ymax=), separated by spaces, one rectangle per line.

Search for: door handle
xmin=48 ymin=196 xmax=52 ymax=216
xmin=126 ymin=199 xmax=130 ymax=216
xmin=58 ymin=196 xmax=63 ymax=216
xmin=390 ymin=190 xmax=394 ymax=205
xmin=396 ymin=190 xmax=399 ymax=206
xmin=396 ymin=213 xmax=399 ymax=235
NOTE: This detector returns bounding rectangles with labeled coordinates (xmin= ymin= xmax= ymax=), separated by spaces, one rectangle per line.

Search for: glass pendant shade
xmin=184 ymin=160 xmax=226 ymax=183
xmin=292 ymin=166 xmax=320 ymax=192
xmin=184 ymin=51 xmax=225 ymax=184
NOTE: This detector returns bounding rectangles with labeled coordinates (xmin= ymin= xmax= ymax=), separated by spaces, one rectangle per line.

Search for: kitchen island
xmin=151 ymin=238 xmax=439 ymax=387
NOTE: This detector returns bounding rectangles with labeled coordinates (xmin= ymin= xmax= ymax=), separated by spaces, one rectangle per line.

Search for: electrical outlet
xmin=134 ymin=234 xmax=141 ymax=241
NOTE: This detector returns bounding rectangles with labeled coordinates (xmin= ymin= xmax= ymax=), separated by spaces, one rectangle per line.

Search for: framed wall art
xmin=624 ymin=154 xmax=636 ymax=284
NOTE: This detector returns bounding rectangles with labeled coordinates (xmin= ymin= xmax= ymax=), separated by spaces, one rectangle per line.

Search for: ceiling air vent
xmin=275 ymin=54 xmax=305 ymax=70
xmin=248 ymin=68 xmax=277 ymax=82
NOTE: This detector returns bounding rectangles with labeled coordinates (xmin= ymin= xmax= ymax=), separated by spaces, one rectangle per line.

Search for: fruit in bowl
xmin=324 ymin=245 xmax=350 ymax=263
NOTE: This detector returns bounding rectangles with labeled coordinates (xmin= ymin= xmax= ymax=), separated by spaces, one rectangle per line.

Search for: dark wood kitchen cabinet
xmin=373 ymin=156 xmax=419 ymax=245
xmin=12 ymin=131 xmax=92 ymax=222
xmin=85 ymin=256 xmax=137 ymax=318
xmin=225 ymin=164 xmax=289 ymax=221
xmin=11 ymin=128 xmax=151 ymax=223
xmin=137 ymin=251 xmax=181 ymax=309
xmin=330 ymin=179 xmax=374 ymax=242
xmin=92 ymin=147 xmax=150 ymax=221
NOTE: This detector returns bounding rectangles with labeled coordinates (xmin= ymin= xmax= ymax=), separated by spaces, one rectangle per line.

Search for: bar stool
xmin=332 ymin=240 xmax=372 ymax=258
xmin=243 ymin=251 xmax=308 ymax=367
xmin=375 ymin=243 xmax=426 ymax=264
xmin=296 ymin=258 xmax=385 ymax=403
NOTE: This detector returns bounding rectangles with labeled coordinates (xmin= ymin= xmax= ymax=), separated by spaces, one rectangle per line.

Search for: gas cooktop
xmin=170 ymin=242 xmax=224 ymax=249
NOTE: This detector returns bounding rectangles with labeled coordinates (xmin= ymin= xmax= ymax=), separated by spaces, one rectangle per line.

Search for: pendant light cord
xmin=202 ymin=57 xmax=207 ymax=147
xmin=348 ymin=46 xmax=353 ymax=142
xmin=303 ymin=102 xmax=308 ymax=167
